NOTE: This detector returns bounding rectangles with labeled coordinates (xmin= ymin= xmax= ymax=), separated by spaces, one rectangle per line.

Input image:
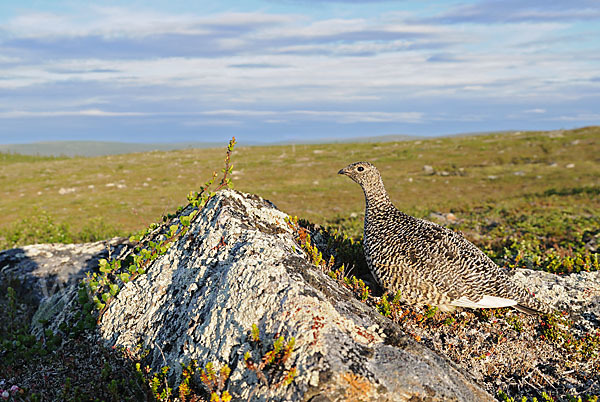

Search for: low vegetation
xmin=0 ymin=126 xmax=599 ymax=400
xmin=1 ymin=126 xmax=599 ymax=247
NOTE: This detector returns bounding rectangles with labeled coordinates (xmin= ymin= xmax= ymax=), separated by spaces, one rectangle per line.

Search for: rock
xmin=513 ymin=269 xmax=600 ymax=327
xmin=422 ymin=165 xmax=435 ymax=175
xmin=548 ymin=130 xmax=564 ymax=138
xmin=58 ymin=187 xmax=76 ymax=195
xmin=445 ymin=213 xmax=457 ymax=222
xmin=30 ymin=190 xmax=493 ymax=401
xmin=429 ymin=212 xmax=458 ymax=224
xmin=0 ymin=238 xmax=130 ymax=304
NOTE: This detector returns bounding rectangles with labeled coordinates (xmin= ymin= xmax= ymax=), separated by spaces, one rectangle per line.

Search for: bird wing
xmin=415 ymin=218 xmax=520 ymax=300
xmin=383 ymin=214 xmax=522 ymax=306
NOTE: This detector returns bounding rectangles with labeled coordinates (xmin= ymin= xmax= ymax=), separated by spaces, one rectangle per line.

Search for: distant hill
xmin=0 ymin=141 xmax=225 ymax=157
xmin=0 ymin=135 xmax=420 ymax=157
xmin=0 ymin=131 xmax=518 ymax=157
xmin=274 ymin=134 xmax=420 ymax=145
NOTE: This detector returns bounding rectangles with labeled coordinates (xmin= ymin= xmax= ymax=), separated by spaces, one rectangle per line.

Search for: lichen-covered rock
xmin=0 ymin=238 xmax=129 ymax=304
xmin=513 ymin=268 xmax=600 ymax=317
xmin=95 ymin=190 xmax=493 ymax=401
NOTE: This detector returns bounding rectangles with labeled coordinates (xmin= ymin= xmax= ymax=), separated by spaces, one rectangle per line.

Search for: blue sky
xmin=1 ymin=0 xmax=599 ymax=144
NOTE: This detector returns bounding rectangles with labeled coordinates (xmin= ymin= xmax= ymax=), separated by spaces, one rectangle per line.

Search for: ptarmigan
xmin=338 ymin=161 xmax=552 ymax=315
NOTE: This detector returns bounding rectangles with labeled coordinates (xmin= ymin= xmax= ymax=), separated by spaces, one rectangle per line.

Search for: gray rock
xmin=429 ymin=212 xmax=459 ymax=225
xmin=423 ymin=165 xmax=435 ymax=175
xmin=0 ymin=238 xmax=130 ymax=304
xmin=513 ymin=268 xmax=600 ymax=327
xmin=96 ymin=190 xmax=493 ymax=401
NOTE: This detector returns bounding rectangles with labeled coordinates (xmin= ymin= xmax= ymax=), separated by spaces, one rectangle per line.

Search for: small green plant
xmin=6 ymin=286 xmax=16 ymax=327
xmin=78 ymin=217 xmax=122 ymax=242
xmin=424 ymin=306 xmax=438 ymax=319
xmin=251 ymin=323 xmax=260 ymax=343
xmin=244 ymin=324 xmax=297 ymax=390
xmin=1 ymin=209 xmax=72 ymax=249
xmin=375 ymin=290 xmax=403 ymax=318
xmin=149 ymin=366 xmax=172 ymax=401
xmin=507 ymin=314 xmax=524 ymax=333
xmin=497 ymin=389 xmax=517 ymax=402
xmin=199 ymin=362 xmax=232 ymax=402
xmin=287 ymin=217 xmax=373 ymax=303
xmin=82 ymin=138 xmax=237 ymax=317
xmin=343 ymin=275 xmax=370 ymax=301
xmin=377 ymin=294 xmax=392 ymax=317
xmin=286 ymin=216 xmax=334 ymax=271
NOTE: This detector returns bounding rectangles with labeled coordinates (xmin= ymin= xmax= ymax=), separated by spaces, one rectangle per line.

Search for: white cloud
xmin=290 ymin=110 xmax=424 ymax=123
xmin=0 ymin=109 xmax=148 ymax=118
xmin=198 ymin=109 xmax=423 ymax=123
xmin=3 ymin=8 xmax=297 ymax=39
xmin=0 ymin=4 xmax=598 ymax=137
xmin=551 ymin=113 xmax=600 ymax=121
xmin=181 ymin=119 xmax=242 ymax=127
xmin=0 ymin=107 xmax=423 ymax=124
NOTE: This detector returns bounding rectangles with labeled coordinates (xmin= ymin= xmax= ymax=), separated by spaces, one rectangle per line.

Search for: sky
xmin=0 ymin=0 xmax=599 ymax=144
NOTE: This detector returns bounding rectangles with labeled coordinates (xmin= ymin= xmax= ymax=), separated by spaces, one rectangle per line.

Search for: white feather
xmin=450 ymin=295 xmax=518 ymax=309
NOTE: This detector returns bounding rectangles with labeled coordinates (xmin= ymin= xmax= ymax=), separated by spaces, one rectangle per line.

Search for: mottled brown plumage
xmin=338 ymin=161 xmax=552 ymax=315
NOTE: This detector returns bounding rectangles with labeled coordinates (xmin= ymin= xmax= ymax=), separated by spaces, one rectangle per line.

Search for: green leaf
xmin=78 ymin=288 xmax=88 ymax=303
xmin=98 ymin=258 xmax=111 ymax=272
xmin=101 ymin=292 xmax=111 ymax=302
xmin=109 ymin=284 xmax=119 ymax=296
xmin=88 ymin=280 xmax=99 ymax=292
xmin=251 ymin=323 xmax=260 ymax=342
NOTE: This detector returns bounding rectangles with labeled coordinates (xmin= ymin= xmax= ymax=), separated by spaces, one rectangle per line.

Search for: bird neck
xmin=362 ymin=176 xmax=393 ymax=213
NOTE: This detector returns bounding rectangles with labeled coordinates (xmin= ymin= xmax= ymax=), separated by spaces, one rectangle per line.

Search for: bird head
xmin=338 ymin=161 xmax=379 ymax=187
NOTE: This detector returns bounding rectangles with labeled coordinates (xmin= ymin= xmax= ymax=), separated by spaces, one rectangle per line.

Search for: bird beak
xmin=338 ymin=167 xmax=348 ymax=175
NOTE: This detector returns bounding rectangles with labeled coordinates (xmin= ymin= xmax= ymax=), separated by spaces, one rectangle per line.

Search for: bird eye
xmin=357 ymin=166 xmax=364 ymax=172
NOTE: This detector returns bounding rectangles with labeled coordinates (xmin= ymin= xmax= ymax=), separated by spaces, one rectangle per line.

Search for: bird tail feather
xmin=513 ymin=304 xmax=544 ymax=315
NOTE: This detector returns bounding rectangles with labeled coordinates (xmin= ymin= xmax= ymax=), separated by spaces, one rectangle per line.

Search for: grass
xmin=1 ymin=126 xmax=599 ymax=250
xmin=0 ymin=152 xmax=67 ymax=164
